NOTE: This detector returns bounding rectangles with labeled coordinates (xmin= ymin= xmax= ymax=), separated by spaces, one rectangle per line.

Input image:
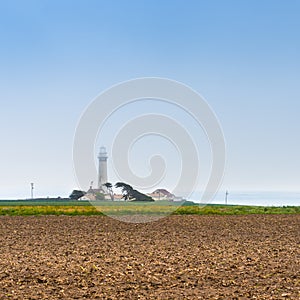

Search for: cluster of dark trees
xmin=114 ymin=182 xmax=154 ymax=202
xmin=69 ymin=190 xmax=86 ymax=200
xmin=69 ymin=182 xmax=154 ymax=202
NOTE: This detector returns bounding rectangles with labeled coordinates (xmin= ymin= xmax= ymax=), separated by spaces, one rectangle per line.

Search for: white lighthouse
xmin=98 ymin=146 xmax=108 ymax=191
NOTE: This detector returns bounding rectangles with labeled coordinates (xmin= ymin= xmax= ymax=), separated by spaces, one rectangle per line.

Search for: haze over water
xmin=191 ymin=191 xmax=300 ymax=207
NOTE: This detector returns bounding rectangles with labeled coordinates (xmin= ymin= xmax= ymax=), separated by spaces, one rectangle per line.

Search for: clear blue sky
xmin=0 ymin=0 xmax=299 ymax=198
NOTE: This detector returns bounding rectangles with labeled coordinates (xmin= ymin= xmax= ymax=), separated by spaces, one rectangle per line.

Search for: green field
xmin=0 ymin=200 xmax=299 ymax=216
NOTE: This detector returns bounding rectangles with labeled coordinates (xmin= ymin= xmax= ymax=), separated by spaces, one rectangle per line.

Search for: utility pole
xmin=225 ymin=190 xmax=229 ymax=205
xmin=31 ymin=183 xmax=34 ymax=199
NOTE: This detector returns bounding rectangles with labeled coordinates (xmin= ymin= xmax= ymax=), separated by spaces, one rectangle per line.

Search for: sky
xmin=0 ymin=0 xmax=299 ymax=199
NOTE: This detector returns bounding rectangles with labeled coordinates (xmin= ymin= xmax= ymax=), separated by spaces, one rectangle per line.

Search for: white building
xmin=98 ymin=146 xmax=108 ymax=192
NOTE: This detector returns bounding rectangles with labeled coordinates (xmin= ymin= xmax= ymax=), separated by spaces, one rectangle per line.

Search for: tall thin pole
xmin=31 ymin=183 xmax=34 ymax=199
xmin=225 ymin=190 xmax=229 ymax=205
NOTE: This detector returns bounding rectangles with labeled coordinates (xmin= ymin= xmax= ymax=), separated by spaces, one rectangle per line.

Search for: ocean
xmin=190 ymin=191 xmax=300 ymax=206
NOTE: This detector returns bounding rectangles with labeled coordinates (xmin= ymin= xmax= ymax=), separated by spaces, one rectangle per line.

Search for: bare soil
xmin=0 ymin=215 xmax=299 ymax=299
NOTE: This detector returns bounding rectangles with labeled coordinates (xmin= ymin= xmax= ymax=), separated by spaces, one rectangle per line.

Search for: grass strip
xmin=0 ymin=203 xmax=299 ymax=216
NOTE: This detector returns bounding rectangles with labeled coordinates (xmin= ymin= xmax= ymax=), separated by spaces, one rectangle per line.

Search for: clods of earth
xmin=0 ymin=215 xmax=299 ymax=299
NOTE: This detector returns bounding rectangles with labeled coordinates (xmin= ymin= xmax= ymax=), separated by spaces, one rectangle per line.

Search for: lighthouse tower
xmin=98 ymin=146 xmax=108 ymax=191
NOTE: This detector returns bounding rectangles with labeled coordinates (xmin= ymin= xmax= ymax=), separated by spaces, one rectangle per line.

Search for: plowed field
xmin=0 ymin=215 xmax=299 ymax=299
